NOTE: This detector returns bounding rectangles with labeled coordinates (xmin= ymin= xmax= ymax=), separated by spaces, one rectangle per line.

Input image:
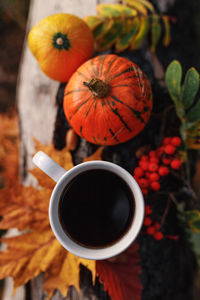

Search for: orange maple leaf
xmin=0 ymin=132 xmax=142 ymax=300
xmin=0 ymin=113 xmax=19 ymax=184
xmin=0 ymin=140 xmax=95 ymax=298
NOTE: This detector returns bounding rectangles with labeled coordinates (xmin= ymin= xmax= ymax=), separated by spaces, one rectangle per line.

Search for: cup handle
xmin=32 ymin=151 xmax=67 ymax=182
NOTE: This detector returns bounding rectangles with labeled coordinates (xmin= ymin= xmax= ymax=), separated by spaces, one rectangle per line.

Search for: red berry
xmin=150 ymin=181 xmax=160 ymax=191
xmin=139 ymin=161 xmax=149 ymax=171
xmin=156 ymin=146 xmax=165 ymax=156
xmin=150 ymin=157 xmax=159 ymax=164
xmin=171 ymin=136 xmax=181 ymax=147
xmin=154 ymin=222 xmax=161 ymax=230
xmin=141 ymin=155 xmax=148 ymax=161
xmin=134 ymin=167 xmax=144 ymax=178
xmin=145 ymin=172 xmax=151 ymax=179
xmin=138 ymin=178 xmax=149 ymax=189
xmin=163 ymin=137 xmax=172 ymax=145
xmin=154 ymin=231 xmax=164 ymax=240
xmin=145 ymin=205 xmax=152 ymax=215
xmin=171 ymin=159 xmax=182 ymax=170
xmin=149 ymin=150 xmax=156 ymax=157
xmin=164 ymin=144 xmax=176 ymax=155
xmin=149 ymin=172 xmax=160 ymax=181
xmin=148 ymin=162 xmax=159 ymax=172
xmin=158 ymin=166 xmax=169 ymax=176
xmin=133 ymin=175 xmax=139 ymax=182
xmin=162 ymin=157 xmax=171 ymax=165
xmin=147 ymin=226 xmax=155 ymax=235
xmin=144 ymin=217 xmax=152 ymax=226
xmin=141 ymin=188 xmax=149 ymax=195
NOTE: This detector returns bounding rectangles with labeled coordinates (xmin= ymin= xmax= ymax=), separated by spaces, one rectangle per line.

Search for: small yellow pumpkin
xmin=28 ymin=13 xmax=94 ymax=82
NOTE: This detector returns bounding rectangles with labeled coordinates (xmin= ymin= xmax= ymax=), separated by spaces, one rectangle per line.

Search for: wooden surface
xmin=4 ymin=1 xmax=115 ymax=299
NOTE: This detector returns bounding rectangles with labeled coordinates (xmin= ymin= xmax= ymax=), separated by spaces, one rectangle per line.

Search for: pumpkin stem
xmin=83 ymin=79 xmax=110 ymax=98
xmin=56 ymin=37 xmax=64 ymax=46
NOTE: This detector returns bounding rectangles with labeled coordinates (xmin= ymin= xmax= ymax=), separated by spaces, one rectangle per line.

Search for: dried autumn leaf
xmin=0 ymin=229 xmax=95 ymax=298
xmin=0 ymin=113 xmax=19 ymax=182
xmin=96 ymin=242 xmax=142 ymax=300
xmin=0 ymin=136 xmax=142 ymax=299
xmin=83 ymin=146 xmax=104 ymax=162
xmin=0 ymin=141 xmax=95 ymax=298
xmin=0 ymin=183 xmax=50 ymax=231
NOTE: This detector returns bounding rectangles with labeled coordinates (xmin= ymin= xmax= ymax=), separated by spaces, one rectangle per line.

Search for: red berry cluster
xmin=144 ymin=205 xmax=163 ymax=240
xmin=133 ymin=136 xmax=182 ymax=195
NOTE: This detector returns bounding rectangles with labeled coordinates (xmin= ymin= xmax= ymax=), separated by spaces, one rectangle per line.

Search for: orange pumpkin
xmin=28 ymin=13 xmax=94 ymax=82
xmin=63 ymin=54 xmax=153 ymax=145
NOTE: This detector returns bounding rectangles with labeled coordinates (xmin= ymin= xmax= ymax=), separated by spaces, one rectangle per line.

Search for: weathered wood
xmin=17 ymin=0 xmax=98 ymax=185
xmin=9 ymin=1 xmax=115 ymax=300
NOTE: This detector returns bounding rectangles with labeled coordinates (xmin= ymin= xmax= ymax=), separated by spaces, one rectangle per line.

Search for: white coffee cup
xmin=32 ymin=151 xmax=144 ymax=260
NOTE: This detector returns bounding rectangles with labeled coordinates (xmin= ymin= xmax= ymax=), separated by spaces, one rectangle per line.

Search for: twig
xmin=160 ymin=197 xmax=171 ymax=226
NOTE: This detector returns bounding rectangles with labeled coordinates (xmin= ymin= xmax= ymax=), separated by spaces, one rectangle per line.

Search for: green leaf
xmin=136 ymin=0 xmax=155 ymax=13
xmin=189 ymin=232 xmax=200 ymax=262
xmin=162 ymin=16 xmax=171 ymax=47
xmin=97 ymin=19 xmax=123 ymax=51
xmin=83 ymin=16 xmax=102 ymax=31
xmin=190 ymin=219 xmax=200 ymax=233
xmin=93 ymin=19 xmax=113 ymax=39
xmin=115 ymin=17 xmax=140 ymax=52
xmin=97 ymin=3 xmax=137 ymax=17
xmin=150 ymin=14 xmax=162 ymax=52
xmin=181 ymin=67 xmax=200 ymax=109
xmin=130 ymin=16 xmax=149 ymax=50
xmin=123 ymin=0 xmax=148 ymax=15
xmin=185 ymin=210 xmax=200 ymax=221
xmin=186 ymin=99 xmax=200 ymax=122
xmin=185 ymin=121 xmax=200 ymax=149
xmin=165 ymin=60 xmax=182 ymax=104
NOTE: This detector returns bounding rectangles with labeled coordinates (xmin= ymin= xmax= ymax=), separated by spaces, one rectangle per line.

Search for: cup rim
xmin=49 ymin=160 xmax=144 ymax=260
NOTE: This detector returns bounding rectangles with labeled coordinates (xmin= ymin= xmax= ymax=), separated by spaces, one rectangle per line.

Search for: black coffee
xmin=59 ymin=169 xmax=135 ymax=248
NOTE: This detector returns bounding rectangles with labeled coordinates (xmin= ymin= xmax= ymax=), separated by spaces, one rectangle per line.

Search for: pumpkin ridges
xmin=110 ymin=95 xmax=146 ymax=124
xmin=98 ymin=55 xmax=107 ymax=77
xmin=67 ymin=96 xmax=92 ymax=121
xmin=63 ymin=54 xmax=152 ymax=145
xmin=103 ymin=55 xmax=119 ymax=79
xmin=106 ymin=99 xmax=132 ymax=132
xmin=64 ymin=89 xmax=88 ymax=97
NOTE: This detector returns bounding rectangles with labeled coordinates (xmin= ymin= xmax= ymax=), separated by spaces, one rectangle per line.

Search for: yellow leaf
xmin=83 ymin=146 xmax=104 ymax=162
xmin=136 ymin=0 xmax=155 ymax=13
xmin=0 ymin=139 xmax=96 ymax=298
xmin=124 ymin=0 xmax=148 ymax=15
xmin=162 ymin=16 xmax=171 ymax=47
xmin=83 ymin=15 xmax=102 ymax=31
xmin=97 ymin=3 xmax=137 ymax=18
xmin=130 ymin=16 xmax=149 ymax=50
xmin=0 ymin=113 xmax=19 ymax=183
xmin=115 ymin=16 xmax=140 ymax=52
xmin=150 ymin=14 xmax=162 ymax=53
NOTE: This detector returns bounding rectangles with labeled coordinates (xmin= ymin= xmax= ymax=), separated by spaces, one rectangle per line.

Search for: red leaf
xmin=96 ymin=242 xmax=142 ymax=300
